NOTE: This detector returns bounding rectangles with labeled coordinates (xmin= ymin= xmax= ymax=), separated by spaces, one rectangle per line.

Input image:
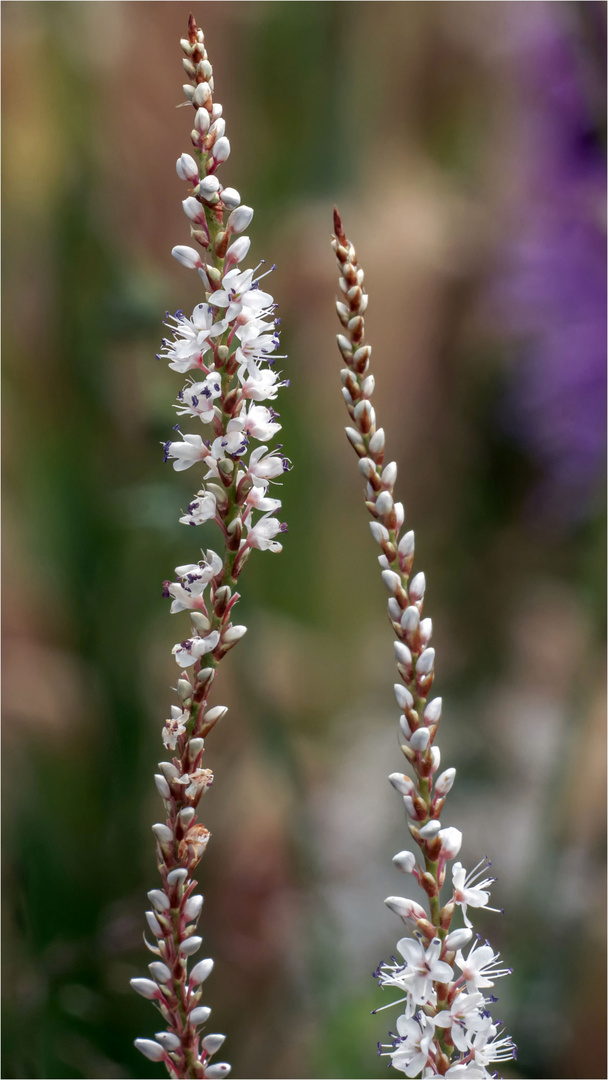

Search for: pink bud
xmin=176 ymin=153 xmax=199 ymax=182
xmin=171 ymin=245 xmax=202 ymax=270
xmin=213 ymin=136 xmax=231 ymax=162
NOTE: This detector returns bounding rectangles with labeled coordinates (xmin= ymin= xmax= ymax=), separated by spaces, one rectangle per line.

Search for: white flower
xmin=226 ymin=406 xmax=281 ymax=443
xmin=174 ymin=767 xmax=214 ymax=800
xmin=452 ymin=859 xmax=497 ymax=928
xmin=162 ymin=705 xmax=188 ymax=749
xmin=247 ymin=444 xmax=289 ymax=484
xmin=208 ymin=268 xmax=274 ymax=322
xmin=234 ymin=320 xmax=280 ymax=369
xmin=395 ymin=937 xmax=453 ymax=1006
xmin=163 ymin=552 xmax=222 ymax=613
xmin=179 ymin=491 xmax=217 ymax=527
xmin=172 ymin=631 xmax=220 ymax=668
xmin=246 ymin=510 xmax=285 ymax=553
xmin=159 ymin=305 xmax=228 ymax=374
xmin=238 ymin=364 xmax=286 ymax=402
xmin=211 ymin=429 xmax=249 ymax=460
xmin=389 ymin=1013 xmax=436 ymax=1078
xmin=455 ymin=940 xmax=511 ymax=991
xmin=163 ymin=433 xmax=208 ymax=471
xmin=175 ymin=373 xmax=223 ymax=423
xmin=434 ymin=991 xmax=486 ymax=1053
xmin=244 ymin=485 xmax=282 ymax=515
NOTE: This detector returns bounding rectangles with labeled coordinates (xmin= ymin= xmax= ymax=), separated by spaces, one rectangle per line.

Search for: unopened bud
xmin=202 ymin=705 xmax=228 ymax=725
xmin=130 ymin=978 xmax=160 ymax=1000
xmin=369 ymin=521 xmax=389 ymax=544
xmin=205 ymin=1066 xmax=231 ymax=1079
xmin=424 ymin=697 xmax=442 ymax=723
xmin=376 ymin=491 xmax=394 ymax=516
xmin=388 ymin=772 xmax=414 ymax=797
xmin=154 ymin=774 xmax=171 ymax=800
xmin=147 ymin=889 xmax=170 ymax=912
xmin=409 ymin=571 xmax=426 ymax=602
xmin=394 ymin=681 xmax=413 ymax=709
xmin=189 ymin=737 xmax=205 ymax=761
xmin=418 ymin=820 xmax=441 ymax=839
xmin=190 ymin=611 xmax=211 ymax=633
xmin=228 ymin=205 xmax=254 ymax=232
xmin=394 ymin=643 xmax=413 ymax=673
xmin=145 ymin=910 xmax=163 ymax=936
xmin=409 ymin=727 xmax=430 ymax=752
xmin=134 ymin=1038 xmax=165 ymax=1061
xmin=445 ymin=927 xmax=473 ymax=951
xmin=438 ymin=827 xmax=462 ymax=859
xmin=213 ymin=136 xmax=231 ymax=162
xmin=416 ymin=648 xmax=435 ymax=676
xmin=167 ymin=867 xmax=188 ymax=886
xmin=193 ymin=81 xmax=212 ymax=107
xmin=179 ymin=807 xmax=195 ymax=827
xmin=225 ymin=235 xmax=250 ymax=265
xmin=398 ymin=531 xmax=415 ymax=557
xmin=368 ymin=428 xmax=385 ymax=454
xmin=199 ymin=174 xmax=220 ymax=200
xmin=195 ymin=107 xmax=210 ymax=133
xmin=393 ymin=850 xmax=417 ymax=873
xmin=184 ymin=894 xmax=204 ymax=920
xmin=222 ymin=625 xmax=247 ymax=645
xmin=190 ymin=1005 xmax=211 ymax=1025
xmin=152 ymin=823 xmax=174 ymax=845
xmin=178 ymin=679 xmax=194 ymax=704
xmin=176 ymin=153 xmax=199 ymax=182
xmin=182 ymin=196 xmax=207 ymax=223
xmin=148 ymin=960 xmax=172 ymax=983
xmin=180 ymin=935 xmax=203 ymax=956
xmin=172 ymin=245 xmax=202 ymax=269
xmin=190 ymin=957 xmax=214 ymax=984
xmin=384 ymin=896 xmax=427 ymax=922
xmin=202 ymin=1034 xmax=226 ymax=1054
xmin=382 ymin=570 xmax=401 ymax=594
xmin=381 ymin=461 xmax=397 ymax=487
xmin=221 ymin=187 xmax=241 ymax=209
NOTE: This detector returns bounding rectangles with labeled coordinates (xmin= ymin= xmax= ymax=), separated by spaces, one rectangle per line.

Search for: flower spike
xmin=331 ymin=210 xmax=514 ymax=1077
xmin=132 ymin=17 xmax=288 ymax=1078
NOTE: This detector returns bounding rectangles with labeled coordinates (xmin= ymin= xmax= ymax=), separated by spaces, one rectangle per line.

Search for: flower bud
xmin=221 ymin=187 xmax=241 ymax=209
xmin=199 ymin=174 xmax=221 ymax=199
xmin=416 ymin=648 xmax=435 ymax=676
xmin=134 ymin=1038 xmax=165 ymax=1062
xmin=148 ymin=961 xmax=172 ymax=983
xmin=382 ymin=570 xmax=401 ymax=595
xmin=189 ymin=737 xmax=205 ymax=760
xmin=388 ymin=598 xmax=402 ymax=621
xmin=424 ymin=697 xmax=442 ymax=723
xmin=176 ymin=153 xmax=199 ymax=182
xmin=438 ymin=827 xmax=462 ymax=859
xmin=155 ymin=1032 xmax=181 ymax=1050
xmin=172 ymin=245 xmax=202 ymax=269
xmin=190 ymin=611 xmax=211 ymax=633
xmin=384 ymin=896 xmax=427 ymax=922
xmin=394 ymin=643 xmax=413 ymax=673
xmin=381 ymin=461 xmax=397 ymax=487
xmin=182 ymin=196 xmax=207 ymax=223
xmin=222 ymin=625 xmax=247 ymax=645
xmin=398 ymin=531 xmax=415 ymax=557
xmin=130 ymin=978 xmax=160 ymax=1000
xmin=145 ymin=910 xmax=163 ymax=936
xmin=368 ymin=428 xmax=385 ymax=454
xmin=213 ymin=136 xmax=231 ymax=162
xmin=183 ymin=84 xmax=195 ymax=100
xmin=409 ymin=571 xmax=426 ymax=602
xmin=418 ymin=820 xmax=441 ymax=839
xmin=184 ymin=894 xmax=204 ymax=920
xmin=147 ymin=889 xmax=170 ymax=911
xmin=430 ymin=746 xmax=441 ymax=773
xmin=376 ymin=491 xmax=393 ymax=516
xmin=435 ymin=767 xmax=455 ymax=796
xmin=159 ymin=760 xmax=180 ymax=780
xmin=445 ymin=927 xmax=473 ymax=951
xmin=388 ymin=772 xmax=414 ymax=797
xmin=394 ymin=681 xmax=412 ymax=709
xmin=403 ymin=795 xmax=416 ymax=818
xmin=202 ymin=1034 xmax=226 ymax=1054
xmin=369 ymin=521 xmax=389 ymax=543
xmin=409 ymin=727 xmax=430 ymax=752
xmin=205 ymin=1066 xmax=231 ymax=1079
xmin=393 ymin=850 xmax=417 ymax=873
xmin=179 ymin=807 xmax=195 ymax=827
xmin=228 ymin=206 xmax=254 ymax=232
xmin=195 ymin=107 xmax=211 ymax=133
xmin=190 ymin=1005 xmax=212 ymax=1025
xmin=193 ymin=81 xmax=212 ymax=107
xmin=401 ymin=605 xmax=420 ymax=633
xmin=152 ymin=823 xmax=174 ymax=845
xmin=225 ymin=236 xmax=251 ymax=265
xmin=154 ymin=774 xmax=171 ymax=800
xmin=180 ymin=935 xmax=203 ymax=956
xmin=190 ymin=957 xmax=214 ymax=984
xmin=167 ymin=867 xmax=188 ymax=886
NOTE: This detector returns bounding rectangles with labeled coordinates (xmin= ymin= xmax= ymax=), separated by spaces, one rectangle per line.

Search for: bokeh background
xmin=2 ymin=2 xmax=606 ymax=1078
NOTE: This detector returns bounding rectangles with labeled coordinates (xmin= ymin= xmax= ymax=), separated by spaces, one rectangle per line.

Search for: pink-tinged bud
xmin=183 ymin=894 xmax=204 ymax=920
xmin=382 ymin=570 xmax=401 ymax=594
xmin=409 ymin=571 xmax=426 ymax=602
xmin=403 ymin=795 xmax=416 ymax=817
xmin=190 ymin=957 xmax=214 ymax=984
xmin=189 ymin=737 xmax=205 ymax=760
xmin=130 ymin=978 xmax=161 ymax=1000
xmin=368 ymin=428 xmax=385 ymax=454
xmin=228 ymin=205 xmax=253 ymax=232
xmin=213 ymin=136 xmax=231 ymax=162
xmin=394 ymin=643 xmax=413 ymax=674
xmin=418 ymin=820 xmax=441 ymax=839
xmin=384 ymin=896 xmax=427 ymax=921
xmin=369 ymin=521 xmax=389 ymax=543
xmin=394 ymin=502 xmax=405 ymax=530
xmin=211 ymin=101 xmax=223 ymax=118
xmin=416 ymin=648 xmax=435 ymax=676
xmin=190 ymin=1005 xmax=211 ymax=1025
xmin=398 ymin=530 xmax=415 ymax=557
xmin=375 ymin=491 xmax=393 ymax=516
xmin=361 ymin=374 xmax=375 ymax=397
xmin=202 ymin=1034 xmax=226 ymax=1054
xmin=193 ymin=81 xmax=212 ymax=107
xmin=435 ymin=767 xmax=455 ymax=796
xmin=203 ymin=705 xmax=228 ymax=725
xmin=345 ymin=426 xmax=364 ymax=452
xmin=401 ymin=605 xmax=420 ymax=633
xmin=159 ymin=760 xmax=180 ymax=780
xmin=167 ymin=867 xmax=188 ymax=886
xmin=145 ymin=910 xmax=163 ymax=936
xmin=199 ymin=174 xmax=221 ymax=199
xmin=149 ymin=961 xmax=172 ymax=983
xmin=205 ymin=1065 xmax=231 ymax=1079
xmin=393 ymin=850 xmax=417 ymax=873
xmin=222 ymin=625 xmax=247 ymax=645
xmin=354 ymin=399 xmax=375 ymax=430
xmin=182 ymin=196 xmax=207 ymax=224
xmin=180 ymin=935 xmax=203 ymax=956
xmin=424 ymin=697 xmax=442 ymax=724
xmin=388 ymin=772 xmax=414 ymax=796
xmin=381 ymin=461 xmax=397 ymax=487
xmin=430 ymin=746 xmax=441 ymax=773
xmin=394 ymin=681 xmax=412 ymax=709
xmin=337 ymin=334 xmax=353 ymax=360
xmin=378 ymin=555 xmax=389 ymax=570
xmin=399 ymin=714 xmax=412 ymax=740
xmin=209 ymin=117 xmax=226 ymax=140
xmin=195 ymin=107 xmax=211 ymax=133
xmin=134 ymin=1038 xmax=166 ymax=1062
xmin=420 ymin=617 xmax=432 ymax=643
xmin=172 ymin=245 xmax=202 ymax=269
xmin=221 ymin=186 xmax=241 ymax=209
xmin=409 ymin=726 xmax=430 ymax=751
xmin=154 ymin=773 xmax=171 ymax=800
xmin=183 ymin=84 xmax=195 ymax=100
xmin=225 ymin=235 xmax=250 ymax=266
xmin=147 ymin=889 xmax=170 ymax=912
xmin=179 ymin=807 xmax=195 ymax=827
xmin=176 ymin=153 xmax=199 ymax=182
xmin=438 ymin=827 xmax=462 ymax=859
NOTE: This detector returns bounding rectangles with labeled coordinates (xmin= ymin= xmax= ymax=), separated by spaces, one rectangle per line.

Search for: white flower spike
xmin=331 ymin=209 xmax=514 ymax=1076
xmin=133 ymin=16 xmax=288 ymax=1077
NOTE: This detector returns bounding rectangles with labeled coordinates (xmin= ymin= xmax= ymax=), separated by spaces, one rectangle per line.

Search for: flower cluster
xmin=331 ymin=210 xmax=515 ymax=1078
xmin=132 ymin=17 xmax=287 ymax=1079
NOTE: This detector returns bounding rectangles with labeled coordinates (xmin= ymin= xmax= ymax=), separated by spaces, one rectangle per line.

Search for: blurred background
xmin=2 ymin=2 xmax=606 ymax=1078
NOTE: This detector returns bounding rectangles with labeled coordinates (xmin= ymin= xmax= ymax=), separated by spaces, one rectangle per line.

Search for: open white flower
xmin=172 ymin=630 xmax=220 ymax=667
xmin=160 ymin=305 xmax=227 ymax=373
xmin=163 ymin=433 xmax=209 ymax=471
xmin=455 ymin=940 xmax=511 ymax=991
xmin=452 ymin=859 xmax=497 ymax=928
xmin=389 ymin=1013 xmax=436 ymax=1078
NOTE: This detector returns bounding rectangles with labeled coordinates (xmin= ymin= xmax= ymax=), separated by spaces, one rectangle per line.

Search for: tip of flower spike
xmin=333 ymin=206 xmax=346 ymax=244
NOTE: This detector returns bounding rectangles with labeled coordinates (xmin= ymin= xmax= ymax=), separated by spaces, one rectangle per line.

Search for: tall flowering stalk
xmin=131 ymin=17 xmax=288 ymax=1079
xmin=330 ymin=210 xmax=515 ymax=1079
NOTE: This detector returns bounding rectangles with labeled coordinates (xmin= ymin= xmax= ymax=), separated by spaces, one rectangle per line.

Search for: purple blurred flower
xmin=502 ymin=2 xmax=606 ymax=521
